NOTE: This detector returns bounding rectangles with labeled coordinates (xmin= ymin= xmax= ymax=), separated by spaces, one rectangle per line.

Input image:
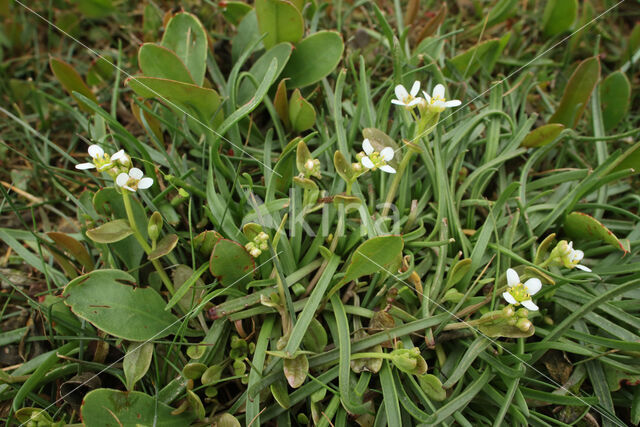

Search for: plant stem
xmin=350 ymin=352 xmax=392 ymax=360
xmin=380 ymin=150 xmax=415 ymax=218
xmin=121 ymin=190 xmax=175 ymax=295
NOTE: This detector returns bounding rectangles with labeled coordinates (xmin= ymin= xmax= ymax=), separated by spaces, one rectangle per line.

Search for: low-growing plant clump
xmin=1 ymin=0 xmax=639 ymax=426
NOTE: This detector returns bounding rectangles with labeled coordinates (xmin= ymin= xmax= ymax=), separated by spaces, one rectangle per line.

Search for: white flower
xmin=76 ymin=145 xmax=113 ymax=171
xmin=502 ymin=268 xmax=542 ymax=311
xmin=391 ymin=81 xmax=423 ymax=109
xmin=116 ymin=168 xmax=153 ymax=192
xmin=110 ymin=149 xmax=131 ymax=167
xmin=556 ymin=241 xmax=591 ymax=272
xmin=422 ymin=84 xmax=461 ymax=113
xmin=360 ymin=139 xmax=396 ymax=174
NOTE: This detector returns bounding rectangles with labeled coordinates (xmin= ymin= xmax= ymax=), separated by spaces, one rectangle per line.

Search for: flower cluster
xmin=303 ymin=158 xmax=321 ymax=179
xmin=76 ymin=145 xmax=153 ymax=193
xmin=245 ymin=232 xmax=269 ymax=258
xmin=392 ymin=81 xmax=461 ymax=113
xmin=549 ymin=240 xmax=591 ymax=272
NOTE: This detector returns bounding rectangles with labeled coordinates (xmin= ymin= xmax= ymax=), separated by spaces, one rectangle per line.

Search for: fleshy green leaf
xmin=123 ymin=342 xmax=154 ymax=391
xmin=283 ymin=354 xmax=308 ymax=388
xmin=138 ymin=43 xmax=195 ymax=84
xmin=81 ymin=388 xmax=195 ymax=426
xmin=342 ymin=236 xmax=404 ymax=284
xmin=564 ymin=212 xmax=627 ymax=253
xmin=289 ymin=88 xmax=316 ymax=132
xmin=161 ymin=12 xmax=208 ymax=86
xmin=281 ymin=31 xmax=345 ymax=88
xmin=126 ymin=76 xmax=224 ymax=128
xmin=418 ymin=374 xmax=447 ymax=401
xmin=600 ymin=71 xmax=631 ymax=132
xmin=542 ymin=0 xmax=577 ymax=37
xmin=50 ymin=57 xmax=98 ymax=112
xmin=209 ymin=239 xmax=255 ymax=287
xmin=255 ymin=0 xmax=304 ymax=49
xmin=521 ymin=123 xmax=565 ymax=148
xmin=238 ymin=42 xmax=293 ymax=104
xmin=63 ymin=269 xmax=179 ymax=341
xmin=549 ymin=56 xmax=600 ymax=128
xmin=148 ymin=234 xmax=179 ymax=260
xmin=85 ymin=219 xmax=133 ymax=244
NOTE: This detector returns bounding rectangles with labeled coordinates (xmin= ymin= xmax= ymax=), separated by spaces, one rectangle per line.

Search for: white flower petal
xmin=129 ymin=167 xmax=144 ymax=180
xmin=394 ymin=85 xmax=409 ymax=101
xmin=380 ymin=147 xmax=394 ymax=161
xmin=506 ymin=268 xmax=520 ymax=287
xmin=444 ymin=99 xmax=462 ymax=107
xmin=88 ymin=144 xmax=104 ymax=159
xmin=75 ymin=163 xmax=96 ymax=170
xmin=116 ymin=173 xmax=129 ymax=187
xmin=422 ymin=91 xmax=431 ymax=103
xmin=379 ymin=165 xmax=396 ymax=174
xmin=524 ymin=278 xmax=542 ymax=296
xmin=502 ymin=292 xmax=517 ymax=305
xmin=575 ymin=264 xmax=592 ymax=272
xmin=432 ymin=100 xmax=446 ymax=109
xmin=432 ymin=84 xmax=445 ymax=99
xmin=138 ymin=177 xmax=153 ymax=189
xmin=124 ymin=185 xmax=136 ymax=192
xmin=571 ymin=249 xmax=584 ymax=263
xmin=111 ymin=149 xmax=126 ymax=161
xmin=407 ymin=98 xmax=424 ymax=107
xmin=391 ymin=99 xmax=407 ymax=106
xmin=362 ymin=139 xmax=374 ymax=155
xmin=361 ymin=156 xmax=375 ymax=169
xmin=96 ymin=162 xmax=113 ymax=171
xmin=409 ymin=80 xmax=420 ymax=96
xmin=521 ymin=299 xmax=539 ymax=311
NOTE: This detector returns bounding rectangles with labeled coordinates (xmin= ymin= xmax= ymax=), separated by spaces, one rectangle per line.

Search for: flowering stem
xmin=441 ymin=310 xmax=505 ymax=331
xmin=121 ymin=190 xmax=175 ymax=295
xmin=350 ymin=352 xmax=391 ymax=360
xmin=380 ymin=150 xmax=415 ymax=219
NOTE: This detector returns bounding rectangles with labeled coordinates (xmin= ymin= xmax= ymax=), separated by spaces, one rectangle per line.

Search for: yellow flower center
xmin=364 ymin=151 xmax=388 ymax=170
xmin=508 ymin=283 xmax=530 ymax=303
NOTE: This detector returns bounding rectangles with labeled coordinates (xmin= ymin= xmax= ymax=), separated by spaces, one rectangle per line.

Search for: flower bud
xmin=516 ymin=318 xmax=532 ymax=332
xmin=147 ymin=211 xmax=163 ymax=242
xmin=390 ymin=348 xmax=427 ymax=375
xmin=502 ymin=305 xmax=515 ymax=318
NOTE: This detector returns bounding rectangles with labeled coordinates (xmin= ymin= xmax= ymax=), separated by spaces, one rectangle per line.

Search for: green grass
xmin=1 ymin=0 xmax=640 ymax=426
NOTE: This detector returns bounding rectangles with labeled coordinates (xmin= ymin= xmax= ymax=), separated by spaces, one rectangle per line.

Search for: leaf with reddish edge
xmin=564 ymin=212 xmax=627 ymax=253
xmin=209 ymin=239 xmax=255 ymax=288
xmin=50 ymin=58 xmax=98 ymax=112
xmin=549 ymin=56 xmax=600 ymax=128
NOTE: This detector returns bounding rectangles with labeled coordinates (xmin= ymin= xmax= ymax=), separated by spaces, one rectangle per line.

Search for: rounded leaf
xmin=81 ymin=388 xmax=195 ymax=426
xmin=281 ymin=31 xmax=345 ymax=88
xmin=62 ymin=270 xmax=179 ymax=341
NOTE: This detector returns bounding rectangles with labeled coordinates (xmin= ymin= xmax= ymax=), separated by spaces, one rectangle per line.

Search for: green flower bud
xmin=390 ymin=348 xmax=428 ymax=375
xmin=516 ymin=318 xmax=532 ymax=332
xmin=147 ymin=211 xmax=163 ymax=242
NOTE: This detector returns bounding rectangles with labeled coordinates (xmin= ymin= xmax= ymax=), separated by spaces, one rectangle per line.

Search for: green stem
xmin=121 ymin=190 xmax=175 ymax=295
xmin=380 ymin=150 xmax=415 ymax=218
xmin=350 ymin=352 xmax=393 ymax=361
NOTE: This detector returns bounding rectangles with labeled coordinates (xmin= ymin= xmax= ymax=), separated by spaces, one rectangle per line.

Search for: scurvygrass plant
xmin=1 ymin=1 xmax=639 ymax=426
